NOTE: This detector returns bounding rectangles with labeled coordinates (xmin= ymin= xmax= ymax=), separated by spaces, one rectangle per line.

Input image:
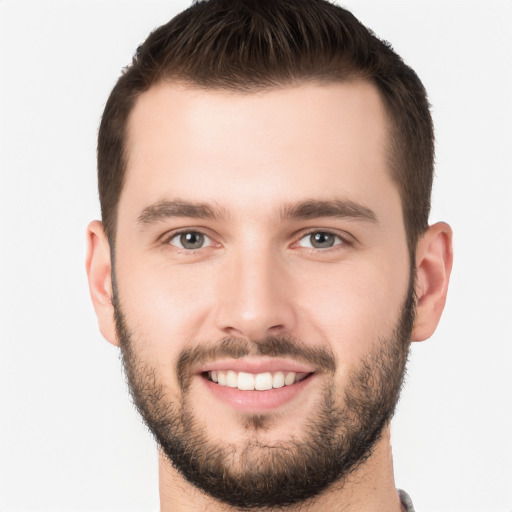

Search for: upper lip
xmin=196 ymin=357 xmax=316 ymax=375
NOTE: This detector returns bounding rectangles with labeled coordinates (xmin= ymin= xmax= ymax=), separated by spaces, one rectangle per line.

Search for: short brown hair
xmin=98 ymin=0 xmax=434 ymax=254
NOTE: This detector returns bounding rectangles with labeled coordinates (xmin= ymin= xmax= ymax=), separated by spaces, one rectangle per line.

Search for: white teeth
xmin=284 ymin=372 xmax=296 ymax=386
xmin=226 ymin=370 xmax=238 ymax=388
xmin=254 ymin=372 xmax=273 ymax=391
xmin=208 ymin=370 xmax=308 ymax=390
xmin=237 ymin=372 xmax=255 ymax=390
xmin=272 ymin=371 xmax=285 ymax=389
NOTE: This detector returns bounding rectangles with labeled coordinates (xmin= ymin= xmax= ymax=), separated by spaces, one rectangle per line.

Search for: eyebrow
xmin=137 ymin=200 xmax=226 ymax=225
xmin=137 ymin=198 xmax=377 ymax=227
xmin=280 ymin=199 xmax=378 ymax=223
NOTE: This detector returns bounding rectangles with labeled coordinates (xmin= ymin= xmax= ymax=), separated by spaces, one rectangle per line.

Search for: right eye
xmin=168 ymin=231 xmax=212 ymax=250
xmin=296 ymin=231 xmax=346 ymax=250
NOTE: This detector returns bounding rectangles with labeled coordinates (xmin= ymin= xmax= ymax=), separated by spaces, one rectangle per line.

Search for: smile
xmin=207 ymin=370 xmax=309 ymax=391
xmin=198 ymin=359 xmax=317 ymax=411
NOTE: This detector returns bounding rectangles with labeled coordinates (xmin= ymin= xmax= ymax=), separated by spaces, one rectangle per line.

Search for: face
xmin=113 ymin=81 xmax=413 ymax=508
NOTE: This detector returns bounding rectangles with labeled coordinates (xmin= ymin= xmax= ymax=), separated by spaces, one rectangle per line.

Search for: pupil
xmin=311 ymin=232 xmax=333 ymax=248
xmin=181 ymin=232 xmax=204 ymax=249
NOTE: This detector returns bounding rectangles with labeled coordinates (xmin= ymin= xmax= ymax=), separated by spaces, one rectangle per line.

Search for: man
xmin=86 ymin=0 xmax=453 ymax=510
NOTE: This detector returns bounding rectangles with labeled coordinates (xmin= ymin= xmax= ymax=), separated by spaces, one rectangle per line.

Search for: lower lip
xmin=200 ymin=374 xmax=315 ymax=413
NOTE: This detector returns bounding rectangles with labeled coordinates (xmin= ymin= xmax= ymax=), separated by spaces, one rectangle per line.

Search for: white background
xmin=0 ymin=1 xmax=511 ymax=511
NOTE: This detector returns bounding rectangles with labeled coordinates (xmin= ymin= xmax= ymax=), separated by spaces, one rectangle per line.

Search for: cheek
xmin=295 ymin=259 xmax=410 ymax=360
xmin=114 ymin=256 xmax=215 ymax=377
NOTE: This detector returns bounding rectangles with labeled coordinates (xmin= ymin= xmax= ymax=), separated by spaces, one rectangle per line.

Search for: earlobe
xmin=411 ymin=222 xmax=453 ymax=342
xmin=85 ymin=220 xmax=118 ymax=346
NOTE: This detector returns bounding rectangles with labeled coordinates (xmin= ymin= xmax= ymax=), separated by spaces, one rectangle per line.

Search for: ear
xmin=412 ymin=222 xmax=453 ymax=342
xmin=85 ymin=220 xmax=118 ymax=346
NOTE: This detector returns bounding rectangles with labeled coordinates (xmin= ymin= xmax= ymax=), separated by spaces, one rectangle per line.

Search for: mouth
xmin=197 ymin=359 xmax=317 ymax=412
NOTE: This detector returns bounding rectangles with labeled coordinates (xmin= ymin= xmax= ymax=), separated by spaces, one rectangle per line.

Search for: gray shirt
xmin=399 ymin=489 xmax=416 ymax=512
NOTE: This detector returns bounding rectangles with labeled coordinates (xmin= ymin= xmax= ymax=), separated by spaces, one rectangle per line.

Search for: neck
xmin=158 ymin=425 xmax=402 ymax=512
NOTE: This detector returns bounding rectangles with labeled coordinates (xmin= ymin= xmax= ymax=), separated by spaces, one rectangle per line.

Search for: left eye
xmin=168 ymin=231 xmax=212 ymax=250
xmin=297 ymin=231 xmax=344 ymax=249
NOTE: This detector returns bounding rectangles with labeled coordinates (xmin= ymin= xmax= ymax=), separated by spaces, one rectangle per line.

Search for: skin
xmin=87 ymin=81 xmax=452 ymax=511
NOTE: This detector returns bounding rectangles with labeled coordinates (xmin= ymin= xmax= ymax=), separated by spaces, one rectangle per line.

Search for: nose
xmin=214 ymin=248 xmax=297 ymax=341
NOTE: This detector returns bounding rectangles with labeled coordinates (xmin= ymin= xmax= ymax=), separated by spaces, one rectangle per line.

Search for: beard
xmin=114 ymin=279 xmax=415 ymax=510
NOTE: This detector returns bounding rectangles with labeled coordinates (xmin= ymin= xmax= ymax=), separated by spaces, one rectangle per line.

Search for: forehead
xmin=121 ymin=80 xmax=398 ymax=221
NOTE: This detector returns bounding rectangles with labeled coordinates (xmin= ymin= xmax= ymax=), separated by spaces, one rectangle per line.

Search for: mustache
xmin=177 ymin=336 xmax=336 ymax=393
